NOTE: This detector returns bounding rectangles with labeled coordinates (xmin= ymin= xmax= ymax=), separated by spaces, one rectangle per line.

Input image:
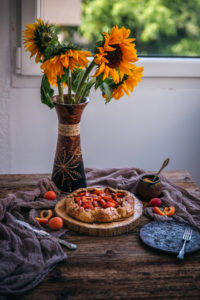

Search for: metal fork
xmin=177 ymin=227 xmax=192 ymax=259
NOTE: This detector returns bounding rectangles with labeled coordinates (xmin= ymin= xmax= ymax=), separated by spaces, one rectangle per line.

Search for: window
xmin=58 ymin=0 xmax=200 ymax=58
xmin=13 ymin=0 xmax=200 ymax=81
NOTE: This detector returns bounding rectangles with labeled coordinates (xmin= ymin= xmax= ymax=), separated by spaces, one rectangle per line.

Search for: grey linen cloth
xmin=0 ymin=178 xmax=67 ymax=299
xmin=86 ymin=168 xmax=200 ymax=229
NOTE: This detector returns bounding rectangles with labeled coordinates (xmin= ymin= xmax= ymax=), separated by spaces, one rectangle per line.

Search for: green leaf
xmin=100 ymin=82 xmax=113 ymax=103
xmin=40 ymin=74 xmax=54 ymax=109
xmin=94 ymin=73 xmax=104 ymax=90
xmin=44 ymin=46 xmax=56 ymax=60
xmin=61 ymin=71 xmax=68 ymax=84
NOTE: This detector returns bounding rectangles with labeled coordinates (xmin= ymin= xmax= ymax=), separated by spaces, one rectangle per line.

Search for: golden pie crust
xmin=65 ymin=186 xmax=135 ymax=223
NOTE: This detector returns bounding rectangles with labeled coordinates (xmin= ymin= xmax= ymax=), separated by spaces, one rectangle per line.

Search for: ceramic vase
xmin=51 ymin=95 xmax=89 ymax=193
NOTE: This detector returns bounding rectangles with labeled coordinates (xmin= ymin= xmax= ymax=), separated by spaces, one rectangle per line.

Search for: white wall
xmin=0 ymin=0 xmax=11 ymax=173
xmin=1 ymin=0 xmax=200 ymax=186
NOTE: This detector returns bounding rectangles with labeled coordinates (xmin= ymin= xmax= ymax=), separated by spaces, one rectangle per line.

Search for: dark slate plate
xmin=140 ymin=220 xmax=200 ymax=254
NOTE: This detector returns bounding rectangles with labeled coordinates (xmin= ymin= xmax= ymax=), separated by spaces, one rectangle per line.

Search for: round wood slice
xmin=55 ymin=193 xmax=143 ymax=236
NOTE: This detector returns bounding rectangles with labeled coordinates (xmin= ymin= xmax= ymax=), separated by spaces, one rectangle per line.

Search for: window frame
xmin=11 ymin=0 xmax=200 ymax=88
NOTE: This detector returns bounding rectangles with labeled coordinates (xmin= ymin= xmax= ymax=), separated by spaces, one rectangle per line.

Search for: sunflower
xmin=106 ymin=65 xmax=144 ymax=101
xmin=68 ymin=49 xmax=92 ymax=71
xmin=23 ymin=18 xmax=55 ymax=63
xmin=94 ymin=25 xmax=138 ymax=84
xmin=41 ymin=50 xmax=91 ymax=87
xmin=41 ymin=55 xmax=65 ymax=86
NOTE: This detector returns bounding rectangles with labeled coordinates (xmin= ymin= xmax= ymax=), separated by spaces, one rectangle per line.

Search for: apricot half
xmin=35 ymin=217 xmax=48 ymax=225
xmin=163 ymin=206 xmax=175 ymax=216
xmin=40 ymin=209 xmax=53 ymax=220
xmin=153 ymin=207 xmax=165 ymax=216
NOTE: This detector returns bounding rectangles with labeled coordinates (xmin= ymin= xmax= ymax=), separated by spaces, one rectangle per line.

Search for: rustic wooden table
xmin=1 ymin=171 xmax=200 ymax=300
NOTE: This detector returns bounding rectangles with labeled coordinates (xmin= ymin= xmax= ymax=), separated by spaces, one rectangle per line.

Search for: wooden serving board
xmin=55 ymin=194 xmax=143 ymax=236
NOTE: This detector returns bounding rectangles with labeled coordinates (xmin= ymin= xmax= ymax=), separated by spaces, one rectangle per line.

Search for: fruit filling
xmin=74 ymin=188 xmax=125 ymax=210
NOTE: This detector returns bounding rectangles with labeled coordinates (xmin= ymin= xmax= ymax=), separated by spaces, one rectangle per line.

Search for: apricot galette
xmin=65 ymin=186 xmax=135 ymax=223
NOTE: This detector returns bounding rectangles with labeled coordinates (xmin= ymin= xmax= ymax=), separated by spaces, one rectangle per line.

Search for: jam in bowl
xmin=136 ymin=174 xmax=162 ymax=201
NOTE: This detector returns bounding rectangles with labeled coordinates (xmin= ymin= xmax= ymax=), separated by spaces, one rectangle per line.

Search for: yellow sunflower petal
xmin=35 ymin=51 xmax=42 ymax=63
xmin=122 ymin=81 xmax=130 ymax=96
xmin=94 ymin=62 xmax=106 ymax=77
xmin=112 ymin=86 xmax=124 ymax=100
xmin=109 ymin=68 xmax=119 ymax=84
xmin=102 ymin=65 xmax=110 ymax=80
xmin=26 ymin=24 xmax=36 ymax=30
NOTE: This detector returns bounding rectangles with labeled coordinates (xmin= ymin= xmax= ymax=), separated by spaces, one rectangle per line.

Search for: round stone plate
xmin=140 ymin=220 xmax=200 ymax=254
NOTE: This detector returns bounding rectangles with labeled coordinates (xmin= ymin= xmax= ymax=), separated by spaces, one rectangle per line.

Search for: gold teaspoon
xmin=152 ymin=158 xmax=170 ymax=182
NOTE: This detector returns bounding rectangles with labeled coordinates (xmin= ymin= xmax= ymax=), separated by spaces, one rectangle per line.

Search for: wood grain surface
xmin=1 ymin=170 xmax=200 ymax=300
xmin=55 ymin=195 xmax=143 ymax=236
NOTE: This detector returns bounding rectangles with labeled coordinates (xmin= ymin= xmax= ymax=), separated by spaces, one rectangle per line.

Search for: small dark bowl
xmin=136 ymin=174 xmax=162 ymax=201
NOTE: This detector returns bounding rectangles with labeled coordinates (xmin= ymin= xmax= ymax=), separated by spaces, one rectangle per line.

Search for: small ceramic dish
xmin=136 ymin=174 xmax=162 ymax=201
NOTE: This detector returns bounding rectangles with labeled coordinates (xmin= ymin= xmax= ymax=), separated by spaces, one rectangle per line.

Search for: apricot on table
xmin=44 ymin=191 xmax=57 ymax=200
xmin=153 ymin=207 xmax=165 ymax=216
xmin=35 ymin=217 xmax=48 ymax=225
xmin=149 ymin=198 xmax=162 ymax=207
xmin=40 ymin=209 xmax=53 ymax=220
xmin=163 ymin=206 xmax=175 ymax=216
xmin=153 ymin=206 xmax=176 ymax=217
xmin=49 ymin=217 xmax=63 ymax=230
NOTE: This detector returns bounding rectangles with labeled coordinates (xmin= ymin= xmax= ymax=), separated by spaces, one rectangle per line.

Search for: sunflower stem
xmin=68 ymin=70 xmax=72 ymax=103
xmin=75 ymin=60 xmax=96 ymax=103
xmin=78 ymin=79 xmax=96 ymax=103
xmin=57 ymin=81 xmax=64 ymax=104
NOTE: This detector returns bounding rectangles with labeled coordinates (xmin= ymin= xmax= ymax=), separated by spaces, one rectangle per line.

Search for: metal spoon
xmin=152 ymin=158 xmax=170 ymax=182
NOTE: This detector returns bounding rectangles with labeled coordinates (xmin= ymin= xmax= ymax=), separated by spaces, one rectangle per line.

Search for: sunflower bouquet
xmin=24 ymin=19 xmax=143 ymax=107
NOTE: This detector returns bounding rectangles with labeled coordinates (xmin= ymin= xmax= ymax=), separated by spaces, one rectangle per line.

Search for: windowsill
xmin=138 ymin=57 xmax=200 ymax=77
xmin=11 ymin=57 xmax=200 ymax=88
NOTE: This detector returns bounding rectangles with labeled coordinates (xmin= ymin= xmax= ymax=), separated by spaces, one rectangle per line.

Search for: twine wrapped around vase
xmin=58 ymin=123 xmax=80 ymax=137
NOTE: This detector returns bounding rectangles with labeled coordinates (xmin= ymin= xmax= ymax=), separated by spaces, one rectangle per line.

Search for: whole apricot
xmin=149 ymin=198 xmax=162 ymax=207
xmin=48 ymin=217 xmax=63 ymax=230
xmin=44 ymin=191 xmax=57 ymax=200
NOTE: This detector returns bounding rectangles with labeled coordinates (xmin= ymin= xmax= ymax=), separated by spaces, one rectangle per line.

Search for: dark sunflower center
xmin=106 ymin=44 xmax=122 ymax=68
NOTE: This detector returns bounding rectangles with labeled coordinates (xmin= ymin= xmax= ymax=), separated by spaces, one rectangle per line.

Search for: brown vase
xmin=51 ymin=95 xmax=89 ymax=193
